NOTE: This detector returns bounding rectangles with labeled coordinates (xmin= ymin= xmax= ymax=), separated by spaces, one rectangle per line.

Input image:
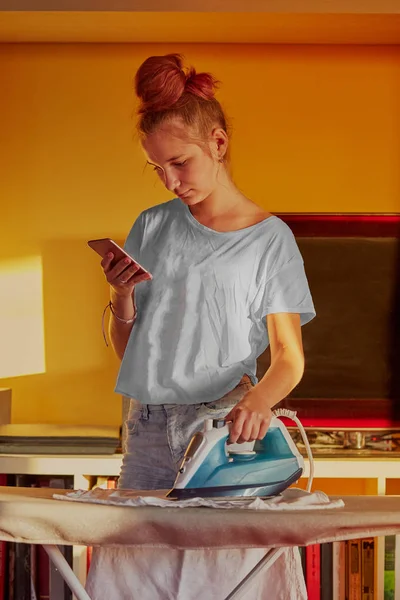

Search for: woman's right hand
xmin=101 ymin=253 xmax=151 ymax=296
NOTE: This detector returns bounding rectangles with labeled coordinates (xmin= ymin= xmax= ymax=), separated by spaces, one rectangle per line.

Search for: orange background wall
xmin=1 ymin=43 xmax=399 ymax=426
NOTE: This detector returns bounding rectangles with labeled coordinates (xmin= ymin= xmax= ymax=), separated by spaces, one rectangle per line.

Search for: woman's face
xmin=142 ymin=119 xmax=226 ymax=206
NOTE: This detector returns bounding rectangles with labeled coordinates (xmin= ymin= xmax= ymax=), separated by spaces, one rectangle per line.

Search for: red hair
xmin=134 ymin=54 xmax=229 ymax=141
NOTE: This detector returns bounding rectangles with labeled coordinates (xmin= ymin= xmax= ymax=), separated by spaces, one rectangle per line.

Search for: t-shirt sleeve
xmin=261 ymin=256 xmax=316 ymax=326
xmin=253 ymin=222 xmax=316 ymax=326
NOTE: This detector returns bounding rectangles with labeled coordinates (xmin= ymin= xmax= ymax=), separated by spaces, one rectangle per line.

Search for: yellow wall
xmin=1 ymin=43 xmax=399 ymax=426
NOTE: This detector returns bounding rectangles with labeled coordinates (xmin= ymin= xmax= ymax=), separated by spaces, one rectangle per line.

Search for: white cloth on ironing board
xmin=86 ymin=545 xmax=305 ymax=600
xmin=54 ymin=486 xmax=344 ymax=511
xmin=59 ymin=487 xmax=343 ymax=600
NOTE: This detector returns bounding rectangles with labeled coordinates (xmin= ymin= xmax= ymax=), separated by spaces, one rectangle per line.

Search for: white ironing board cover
xmin=1 ymin=486 xmax=400 ymax=549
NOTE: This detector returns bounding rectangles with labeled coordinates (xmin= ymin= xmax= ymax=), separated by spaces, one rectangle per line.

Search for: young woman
xmin=87 ymin=53 xmax=315 ymax=600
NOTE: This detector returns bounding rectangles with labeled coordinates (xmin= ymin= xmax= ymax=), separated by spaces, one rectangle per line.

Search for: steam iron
xmin=166 ymin=409 xmax=314 ymax=500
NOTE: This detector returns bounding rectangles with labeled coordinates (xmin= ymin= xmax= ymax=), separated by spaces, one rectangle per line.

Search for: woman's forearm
xmin=256 ymin=348 xmax=305 ymax=409
xmin=109 ymin=288 xmax=136 ymax=360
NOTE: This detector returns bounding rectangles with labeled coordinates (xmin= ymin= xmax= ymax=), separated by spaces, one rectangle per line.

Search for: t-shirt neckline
xmin=178 ymin=198 xmax=278 ymax=236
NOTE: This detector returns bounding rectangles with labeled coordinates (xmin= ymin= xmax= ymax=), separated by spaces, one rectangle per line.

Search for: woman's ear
xmin=211 ymin=127 xmax=229 ymax=162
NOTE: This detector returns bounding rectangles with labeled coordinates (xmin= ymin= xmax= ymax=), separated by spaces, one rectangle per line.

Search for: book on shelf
xmin=300 ymin=537 xmax=382 ymax=600
xmin=384 ymin=534 xmax=400 ymax=600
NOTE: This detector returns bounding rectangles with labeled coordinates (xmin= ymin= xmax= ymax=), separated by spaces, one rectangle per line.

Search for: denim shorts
xmin=118 ymin=376 xmax=252 ymax=490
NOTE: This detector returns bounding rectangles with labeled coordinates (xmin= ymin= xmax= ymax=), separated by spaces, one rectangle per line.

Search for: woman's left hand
xmin=225 ymin=387 xmax=273 ymax=444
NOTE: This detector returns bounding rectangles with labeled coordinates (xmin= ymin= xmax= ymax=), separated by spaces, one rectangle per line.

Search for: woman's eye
xmin=174 ymin=160 xmax=187 ymax=167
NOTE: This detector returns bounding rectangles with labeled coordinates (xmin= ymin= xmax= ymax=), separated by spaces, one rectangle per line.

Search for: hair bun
xmin=184 ymin=67 xmax=218 ymax=102
xmin=135 ymin=54 xmax=218 ymax=114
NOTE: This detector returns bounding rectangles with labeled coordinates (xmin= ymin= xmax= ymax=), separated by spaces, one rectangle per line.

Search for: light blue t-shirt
xmin=115 ymin=198 xmax=316 ymax=405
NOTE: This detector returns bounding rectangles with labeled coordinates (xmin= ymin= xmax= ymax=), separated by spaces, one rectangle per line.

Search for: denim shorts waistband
xmin=137 ymin=374 xmax=252 ymax=414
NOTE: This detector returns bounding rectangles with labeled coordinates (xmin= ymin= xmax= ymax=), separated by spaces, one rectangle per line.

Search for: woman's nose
xmin=164 ymin=170 xmax=180 ymax=192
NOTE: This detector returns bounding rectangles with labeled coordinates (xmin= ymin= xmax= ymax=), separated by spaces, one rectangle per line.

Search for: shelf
xmin=1 ymin=453 xmax=400 ymax=480
xmin=304 ymin=458 xmax=400 ymax=480
xmin=0 ymin=453 xmax=122 ymax=476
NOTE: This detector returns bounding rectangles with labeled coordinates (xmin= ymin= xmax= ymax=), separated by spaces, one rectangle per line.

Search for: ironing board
xmin=2 ymin=485 xmax=400 ymax=600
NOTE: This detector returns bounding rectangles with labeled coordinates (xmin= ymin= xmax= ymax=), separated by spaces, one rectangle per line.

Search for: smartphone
xmin=87 ymin=238 xmax=152 ymax=279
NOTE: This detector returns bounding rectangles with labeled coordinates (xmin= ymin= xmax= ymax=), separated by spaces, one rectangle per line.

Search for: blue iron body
xmin=167 ymin=417 xmax=305 ymax=500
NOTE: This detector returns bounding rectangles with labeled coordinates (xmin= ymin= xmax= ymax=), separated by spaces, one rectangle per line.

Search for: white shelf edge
xmin=0 ymin=454 xmax=399 ymax=479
